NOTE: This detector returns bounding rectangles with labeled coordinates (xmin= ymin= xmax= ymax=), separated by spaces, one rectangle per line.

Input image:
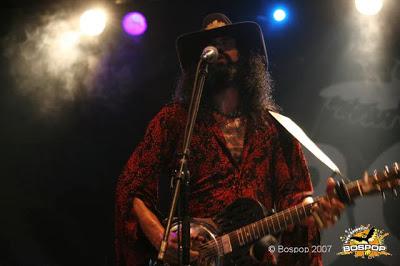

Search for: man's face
xmin=205 ymin=37 xmax=243 ymax=93
xmin=210 ymin=36 xmax=240 ymax=65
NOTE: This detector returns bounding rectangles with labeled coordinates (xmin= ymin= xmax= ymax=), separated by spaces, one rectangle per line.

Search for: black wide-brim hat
xmin=176 ymin=20 xmax=268 ymax=73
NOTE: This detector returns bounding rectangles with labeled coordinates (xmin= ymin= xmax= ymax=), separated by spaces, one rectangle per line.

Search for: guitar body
xmin=166 ymin=198 xmax=276 ymax=266
xmin=213 ymin=198 xmax=275 ymax=265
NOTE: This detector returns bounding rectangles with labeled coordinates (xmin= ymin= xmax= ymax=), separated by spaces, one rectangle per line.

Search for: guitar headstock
xmin=360 ymin=162 xmax=400 ymax=198
xmin=334 ymin=162 xmax=399 ymax=203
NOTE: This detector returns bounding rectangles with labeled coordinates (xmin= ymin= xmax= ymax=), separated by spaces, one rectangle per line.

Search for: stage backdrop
xmin=0 ymin=0 xmax=399 ymax=265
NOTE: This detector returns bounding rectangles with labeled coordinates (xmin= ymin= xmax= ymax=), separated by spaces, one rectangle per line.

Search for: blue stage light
xmin=273 ymin=8 xmax=287 ymax=22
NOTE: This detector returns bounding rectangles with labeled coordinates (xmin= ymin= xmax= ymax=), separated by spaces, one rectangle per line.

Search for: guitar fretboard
xmin=225 ymin=201 xmax=314 ymax=249
xmin=200 ymin=179 xmax=365 ymax=258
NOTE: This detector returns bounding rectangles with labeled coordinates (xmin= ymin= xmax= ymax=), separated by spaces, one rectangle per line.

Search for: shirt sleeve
xmin=115 ymin=105 xmax=180 ymax=265
xmin=272 ymin=128 xmax=322 ymax=266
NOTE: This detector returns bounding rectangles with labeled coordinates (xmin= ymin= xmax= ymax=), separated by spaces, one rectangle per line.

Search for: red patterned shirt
xmin=115 ymin=103 xmax=322 ymax=266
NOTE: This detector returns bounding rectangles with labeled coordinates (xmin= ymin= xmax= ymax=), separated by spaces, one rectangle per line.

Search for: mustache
xmin=217 ymin=52 xmax=233 ymax=64
xmin=207 ymin=64 xmax=237 ymax=85
xmin=203 ymin=61 xmax=245 ymax=96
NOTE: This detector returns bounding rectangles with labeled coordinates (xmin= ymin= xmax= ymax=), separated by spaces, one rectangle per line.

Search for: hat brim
xmin=176 ymin=22 xmax=268 ymax=72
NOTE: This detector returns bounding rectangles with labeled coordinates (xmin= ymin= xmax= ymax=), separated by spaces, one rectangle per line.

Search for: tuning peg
xmin=384 ymin=165 xmax=390 ymax=176
xmin=363 ymin=171 xmax=369 ymax=182
xmin=373 ymin=169 xmax=378 ymax=181
xmin=373 ymin=169 xmax=382 ymax=192
xmin=381 ymin=191 xmax=386 ymax=201
xmin=394 ymin=162 xmax=399 ymax=174
xmin=393 ymin=162 xmax=400 ymax=188
xmin=393 ymin=188 xmax=398 ymax=197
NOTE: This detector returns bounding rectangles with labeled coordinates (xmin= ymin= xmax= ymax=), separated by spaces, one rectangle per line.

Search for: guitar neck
xmin=226 ymin=179 xmax=366 ymax=247
xmin=225 ymin=200 xmax=313 ymax=247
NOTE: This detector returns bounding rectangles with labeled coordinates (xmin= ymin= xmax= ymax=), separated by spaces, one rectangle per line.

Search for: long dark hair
xmin=174 ymin=53 xmax=279 ymax=126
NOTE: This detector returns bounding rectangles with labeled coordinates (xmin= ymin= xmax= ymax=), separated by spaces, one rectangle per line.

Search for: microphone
xmin=200 ymin=46 xmax=218 ymax=63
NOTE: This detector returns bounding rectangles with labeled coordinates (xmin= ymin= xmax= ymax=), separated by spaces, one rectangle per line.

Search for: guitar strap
xmin=269 ymin=111 xmax=342 ymax=176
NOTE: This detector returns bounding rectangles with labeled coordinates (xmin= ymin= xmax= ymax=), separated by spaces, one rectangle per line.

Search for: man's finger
xmin=331 ymin=198 xmax=345 ymax=210
xmin=316 ymin=207 xmax=333 ymax=227
xmin=314 ymin=200 xmax=338 ymax=228
xmin=326 ymin=177 xmax=336 ymax=195
xmin=311 ymin=211 xmax=324 ymax=229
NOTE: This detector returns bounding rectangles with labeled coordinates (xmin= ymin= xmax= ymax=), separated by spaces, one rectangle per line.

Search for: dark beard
xmin=204 ymin=61 xmax=242 ymax=94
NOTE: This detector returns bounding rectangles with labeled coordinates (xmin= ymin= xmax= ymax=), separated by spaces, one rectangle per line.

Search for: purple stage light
xmin=122 ymin=12 xmax=147 ymax=36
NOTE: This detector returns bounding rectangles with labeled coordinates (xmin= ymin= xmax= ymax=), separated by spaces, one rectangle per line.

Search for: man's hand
xmin=307 ymin=177 xmax=345 ymax=229
xmin=132 ymin=197 xmax=204 ymax=264
xmin=164 ymin=229 xmax=205 ymax=264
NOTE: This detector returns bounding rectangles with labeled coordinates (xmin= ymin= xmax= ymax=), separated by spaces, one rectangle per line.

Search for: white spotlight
xmin=273 ymin=9 xmax=287 ymax=22
xmin=355 ymin=0 xmax=383 ymax=16
xmin=80 ymin=9 xmax=107 ymax=36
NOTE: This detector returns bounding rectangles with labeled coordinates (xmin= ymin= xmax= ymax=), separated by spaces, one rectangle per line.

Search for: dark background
xmin=0 ymin=0 xmax=399 ymax=265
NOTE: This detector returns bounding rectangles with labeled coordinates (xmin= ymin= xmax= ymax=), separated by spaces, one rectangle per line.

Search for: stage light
xmin=122 ymin=12 xmax=147 ymax=36
xmin=273 ymin=8 xmax=287 ymax=22
xmin=355 ymin=0 xmax=383 ymax=16
xmin=80 ymin=9 xmax=107 ymax=36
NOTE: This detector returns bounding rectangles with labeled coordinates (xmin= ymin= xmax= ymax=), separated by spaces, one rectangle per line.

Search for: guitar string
xmin=199 ymin=204 xmax=316 ymax=259
xmin=197 ymin=203 xmax=312 ymax=255
xmin=195 ymin=203 xmax=315 ymax=258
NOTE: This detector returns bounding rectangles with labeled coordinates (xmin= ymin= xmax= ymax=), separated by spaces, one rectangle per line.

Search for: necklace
xmin=213 ymin=107 xmax=242 ymax=119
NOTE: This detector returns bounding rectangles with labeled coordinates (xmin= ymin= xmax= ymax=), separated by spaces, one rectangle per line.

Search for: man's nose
xmin=217 ymin=52 xmax=231 ymax=63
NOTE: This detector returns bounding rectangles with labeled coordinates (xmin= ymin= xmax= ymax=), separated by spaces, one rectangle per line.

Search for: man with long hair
xmin=115 ymin=13 xmax=344 ymax=265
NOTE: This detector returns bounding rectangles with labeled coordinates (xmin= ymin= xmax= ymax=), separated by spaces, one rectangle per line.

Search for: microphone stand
xmin=156 ymin=58 xmax=209 ymax=266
